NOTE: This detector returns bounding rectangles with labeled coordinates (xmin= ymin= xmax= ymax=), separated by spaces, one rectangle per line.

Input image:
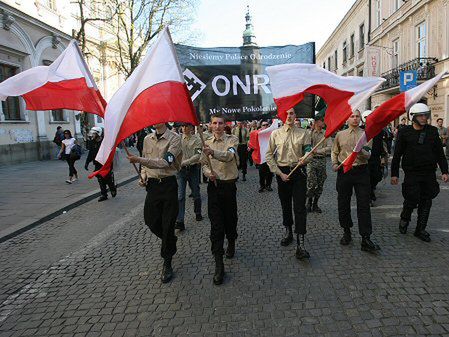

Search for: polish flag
xmin=91 ymin=27 xmax=199 ymax=178
xmin=0 ymin=40 xmax=106 ymax=117
xmin=248 ymin=120 xmax=280 ymax=165
xmin=343 ymin=71 xmax=447 ymax=173
xmin=266 ymin=64 xmax=385 ymax=137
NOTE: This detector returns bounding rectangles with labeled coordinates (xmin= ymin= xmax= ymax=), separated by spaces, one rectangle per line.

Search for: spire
xmin=242 ymin=5 xmax=257 ymax=47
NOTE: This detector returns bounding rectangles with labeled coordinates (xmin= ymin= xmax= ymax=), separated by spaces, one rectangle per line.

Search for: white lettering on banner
xmin=212 ymin=75 xmax=231 ymax=96
xmin=253 ymin=75 xmax=271 ymax=94
xmin=187 ymin=52 xmax=293 ymax=62
xmin=232 ymin=75 xmax=251 ymax=95
xmin=208 ymin=105 xmax=277 ymax=115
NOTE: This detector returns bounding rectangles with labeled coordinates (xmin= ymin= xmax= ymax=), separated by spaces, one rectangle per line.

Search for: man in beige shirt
xmin=306 ymin=115 xmax=332 ymax=213
xmin=175 ymin=124 xmax=203 ymax=231
xmin=127 ymin=122 xmax=182 ymax=283
xmin=201 ymin=113 xmax=239 ymax=285
xmin=266 ymin=108 xmax=312 ymax=260
xmin=331 ymin=110 xmax=380 ymax=252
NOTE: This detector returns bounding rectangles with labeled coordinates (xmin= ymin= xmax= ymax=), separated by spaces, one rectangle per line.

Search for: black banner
xmin=175 ymin=43 xmax=315 ymax=122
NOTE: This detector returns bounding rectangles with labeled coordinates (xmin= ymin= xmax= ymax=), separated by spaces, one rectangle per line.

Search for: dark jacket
xmin=85 ymin=138 xmax=102 ymax=167
xmin=391 ymin=125 xmax=448 ymax=177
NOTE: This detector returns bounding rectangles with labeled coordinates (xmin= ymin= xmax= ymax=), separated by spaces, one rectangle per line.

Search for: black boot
xmin=161 ymin=257 xmax=173 ymax=283
xmin=361 ymin=236 xmax=381 ymax=252
xmin=174 ymin=221 xmax=185 ymax=231
xmin=225 ymin=240 xmax=235 ymax=259
xmin=213 ymin=254 xmax=224 ymax=285
xmin=295 ymin=234 xmax=310 ymax=260
xmin=399 ymin=219 xmax=409 ymax=234
xmin=98 ymin=195 xmax=108 ymax=202
xmin=312 ymin=197 xmax=322 ymax=213
xmin=340 ymin=228 xmax=352 ymax=245
xmin=242 ymin=173 xmax=247 ymax=182
xmin=414 ymin=200 xmax=432 ymax=242
xmin=306 ymin=198 xmax=313 ymax=213
xmin=280 ymin=226 xmax=293 ymax=246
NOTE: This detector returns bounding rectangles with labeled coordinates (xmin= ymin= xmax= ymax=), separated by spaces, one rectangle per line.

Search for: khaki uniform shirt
xmin=266 ymin=125 xmax=312 ymax=176
xmin=232 ymin=127 xmax=249 ymax=144
xmin=201 ymin=133 xmax=239 ymax=181
xmin=308 ymin=129 xmax=332 ymax=157
xmin=331 ymin=127 xmax=372 ymax=166
xmin=181 ymin=133 xmax=202 ymax=166
xmin=139 ymin=129 xmax=182 ymax=180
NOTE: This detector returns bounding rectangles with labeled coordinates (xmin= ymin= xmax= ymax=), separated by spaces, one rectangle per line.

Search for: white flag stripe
xmin=258 ymin=119 xmax=280 ymax=164
xmin=405 ymin=71 xmax=447 ymax=109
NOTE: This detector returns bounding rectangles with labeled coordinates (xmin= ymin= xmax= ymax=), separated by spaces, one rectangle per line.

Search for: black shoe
xmin=225 ymin=240 xmax=235 ymax=259
xmin=399 ymin=219 xmax=409 ymax=234
xmin=306 ymin=198 xmax=313 ymax=213
xmin=242 ymin=174 xmax=247 ymax=182
xmin=98 ymin=195 xmax=108 ymax=202
xmin=295 ymin=235 xmax=310 ymax=260
xmin=414 ymin=230 xmax=431 ymax=242
xmin=111 ymin=188 xmax=117 ymax=198
xmin=213 ymin=255 xmax=224 ymax=285
xmin=161 ymin=258 xmax=173 ymax=283
xmin=266 ymin=186 xmax=273 ymax=192
xmin=196 ymin=214 xmax=203 ymax=221
xmin=340 ymin=229 xmax=352 ymax=245
xmin=312 ymin=198 xmax=322 ymax=213
xmin=259 ymin=187 xmax=265 ymax=193
xmin=361 ymin=237 xmax=381 ymax=252
xmin=188 ymin=193 xmax=193 ymax=198
xmin=174 ymin=221 xmax=185 ymax=231
xmin=280 ymin=227 xmax=293 ymax=246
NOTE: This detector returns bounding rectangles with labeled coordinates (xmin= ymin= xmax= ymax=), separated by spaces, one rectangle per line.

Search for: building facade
xmin=317 ymin=0 xmax=449 ymax=126
xmin=0 ymin=0 xmax=124 ymax=165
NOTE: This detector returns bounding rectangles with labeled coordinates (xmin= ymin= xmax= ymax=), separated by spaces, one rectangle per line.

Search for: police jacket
xmin=391 ymin=125 xmax=448 ymax=177
xmin=85 ymin=139 xmax=102 ymax=166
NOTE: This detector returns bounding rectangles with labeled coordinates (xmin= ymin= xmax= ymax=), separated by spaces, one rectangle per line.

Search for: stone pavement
xmin=0 ymin=164 xmax=449 ymax=336
xmin=0 ymin=147 xmax=137 ymax=238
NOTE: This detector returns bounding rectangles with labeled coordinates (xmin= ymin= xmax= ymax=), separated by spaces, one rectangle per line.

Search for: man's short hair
xmin=401 ymin=117 xmax=407 ymax=121
xmin=437 ymin=118 xmax=443 ymax=122
xmin=210 ymin=113 xmax=227 ymax=122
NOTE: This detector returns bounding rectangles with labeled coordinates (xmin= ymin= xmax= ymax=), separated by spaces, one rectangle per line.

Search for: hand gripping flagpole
xmin=197 ymin=125 xmax=218 ymax=187
xmin=286 ymin=136 xmax=327 ymax=179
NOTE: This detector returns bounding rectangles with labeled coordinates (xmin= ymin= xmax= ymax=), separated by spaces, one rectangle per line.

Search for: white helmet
xmin=409 ymin=103 xmax=430 ymax=120
xmin=89 ymin=126 xmax=102 ymax=137
xmin=361 ymin=110 xmax=372 ymax=123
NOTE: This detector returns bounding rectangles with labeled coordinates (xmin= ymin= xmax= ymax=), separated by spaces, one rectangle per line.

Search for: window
xmin=51 ymin=109 xmax=65 ymax=122
xmin=394 ymin=0 xmax=402 ymax=11
xmin=417 ymin=22 xmax=427 ymax=58
xmin=343 ymin=41 xmax=347 ymax=63
xmin=46 ymin=0 xmax=56 ymax=10
xmin=328 ymin=56 xmax=331 ymax=70
xmin=359 ymin=23 xmax=365 ymax=49
xmin=375 ymin=0 xmax=382 ymax=27
xmin=323 ymin=62 xmax=326 ymax=69
xmin=0 ymin=64 xmax=21 ymax=120
xmin=392 ymin=39 xmax=399 ymax=68
xmin=350 ymin=34 xmax=355 ymax=58
xmin=334 ymin=50 xmax=338 ymax=70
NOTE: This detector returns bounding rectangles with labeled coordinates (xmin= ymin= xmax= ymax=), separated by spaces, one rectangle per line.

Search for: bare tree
xmin=112 ymin=0 xmax=197 ymax=78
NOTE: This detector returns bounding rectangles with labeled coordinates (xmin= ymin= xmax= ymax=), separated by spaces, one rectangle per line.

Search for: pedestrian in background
xmin=437 ymin=118 xmax=448 ymax=156
xmin=53 ymin=126 xmax=64 ymax=159
xmin=59 ymin=130 xmax=79 ymax=184
xmin=232 ymin=121 xmax=249 ymax=181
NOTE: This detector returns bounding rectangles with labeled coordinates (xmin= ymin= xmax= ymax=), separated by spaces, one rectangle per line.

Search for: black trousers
xmin=65 ymin=155 xmax=77 ymax=177
xmin=258 ymin=163 xmax=273 ymax=188
xmin=400 ymin=171 xmax=439 ymax=225
xmin=237 ymin=144 xmax=248 ymax=175
xmin=276 ymin=166 xmax=307 ymax=235
xmin=336 ymin=165 xmax=372 ymax=236
xmin=94 ymin=162 xmax=116 ymax=197
xmin=208 ymin=181 xmax=238 ymax=256
xmin=144 ymin=176 xmax=178 ymax=259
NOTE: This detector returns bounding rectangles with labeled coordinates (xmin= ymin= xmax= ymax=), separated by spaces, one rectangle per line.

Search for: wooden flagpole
xmin=286 ymin=136 xmax=327 ymax=178
xmin=197 ymin=125 xmax=218 ymax=186
xmin=121 ymin=141 xmax=144 ymax=183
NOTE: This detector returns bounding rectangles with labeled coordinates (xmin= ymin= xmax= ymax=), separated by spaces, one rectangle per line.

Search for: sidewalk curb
xmin=0 ymin=174 xmax=138 ymax=244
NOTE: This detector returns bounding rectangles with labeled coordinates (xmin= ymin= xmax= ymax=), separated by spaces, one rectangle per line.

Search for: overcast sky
xmin=189 ymin=0 xmax=356 ymax=52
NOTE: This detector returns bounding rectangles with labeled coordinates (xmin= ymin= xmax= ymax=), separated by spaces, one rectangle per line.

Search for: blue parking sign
xmin=400 ymin=70 xmax=418 ymax=92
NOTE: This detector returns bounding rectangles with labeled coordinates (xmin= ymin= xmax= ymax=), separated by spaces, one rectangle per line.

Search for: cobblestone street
xmin=1 ymin=165 xmax=449 ymax=337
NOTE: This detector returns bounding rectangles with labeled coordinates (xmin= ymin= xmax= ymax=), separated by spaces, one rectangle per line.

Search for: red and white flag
xmin=343 ymin=71 xmax=447 ymax=173
xmin=266 ymin=64 xmax=385 ymax=137
xmin=91 ymin=27 xmax=198 ymax=178
xmin=0 ymin=40 xmax=106 ymax=117
xmin=247 ymin=120 xmax=279 ymax=165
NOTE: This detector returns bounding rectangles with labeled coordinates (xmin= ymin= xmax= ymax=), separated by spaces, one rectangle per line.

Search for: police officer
xmin=266 ymin=108 xmax=312 ymax=260
xmin=391 ymin=103 xmax=448 ymax=242
xmin=127 ymin=123 xmax=182 ymax=283
xmin=232 ymin=121 xmax=249 ymax=181
xmin=306 ymin=114 xmax=332 ymax=213
xmin=175 ymin=123 xmax=203 ymax=231
xmin=85 ymin=127 xmax=117 ymax=202
xmin=201 ymin=113 xmax=239 ymax=285
xmin=331 ymin=110 xmax=380 ymax=252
